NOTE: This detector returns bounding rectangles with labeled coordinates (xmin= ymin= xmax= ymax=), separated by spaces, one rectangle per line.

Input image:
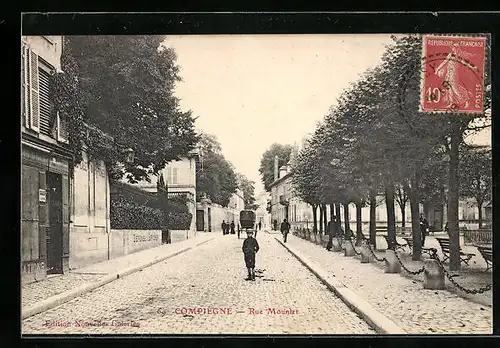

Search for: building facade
xmin=21 ymin=36 xmax=71 ymax=283
xmin=69 ymin=148 xmax=111 ymax=270
xmin=130 ymin=148 xmax=200 ymax=232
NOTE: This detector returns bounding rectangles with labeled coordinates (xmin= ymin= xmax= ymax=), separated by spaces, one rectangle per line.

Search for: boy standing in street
xmin=242 ymin=230 xmax=259 ymax=281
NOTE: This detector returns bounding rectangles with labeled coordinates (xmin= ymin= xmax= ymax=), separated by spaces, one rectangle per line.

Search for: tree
xmin=459 ymin=147 xmax=492 ymax=228
xmin=67 ymin=35 xmax=198 ymax=182
xmin=259 ymin=143 xmax=293 ymax=192
xmin=237 ymin=173 xmax=258 ymax=210
xmin=292 ymin=137 xmax=323 ymax=233
xmin=196 ymin=134 xmax=238 ymax=207
xmin=394 ymin=184 xmax=409 ymax=229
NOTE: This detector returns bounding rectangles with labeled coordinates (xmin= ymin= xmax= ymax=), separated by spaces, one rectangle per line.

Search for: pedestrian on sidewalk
xmin=326 ymin=216 xmax=338 ymax=251
xmin=258 ymin=221 xmax=262 ymax=230
xmin=420 ymin=214 xmax=429 ymax=246
xmin=242 ymin=230 xmax=259 ymax=281
xmin=230 ymin=221 xmax=236 ymax=235
xmin=221 ymin=220 xmax=227 ymax=235
xmin=281 ymin=218 xmax=291 ymax=243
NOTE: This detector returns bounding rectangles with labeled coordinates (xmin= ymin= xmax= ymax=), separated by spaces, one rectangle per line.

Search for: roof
xmin=269 ymin=170 xmax=293 ymax=188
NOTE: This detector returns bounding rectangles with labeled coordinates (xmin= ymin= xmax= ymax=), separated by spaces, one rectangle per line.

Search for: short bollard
xmin=384 ymin=249 xmax=401 ymax=273
xmin=360 ymin=244 xmax=372 ymax=263
xmin=332 ymin=239 xmax=342 ymax=252
xmin=423 ymin=259 xmax=445 ymax=290
xmin=344 ymin=240 xmax=356 ymax=257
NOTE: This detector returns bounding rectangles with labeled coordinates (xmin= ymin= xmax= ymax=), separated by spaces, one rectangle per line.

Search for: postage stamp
xmin=420 ymin=35 xmax=487 ymax=114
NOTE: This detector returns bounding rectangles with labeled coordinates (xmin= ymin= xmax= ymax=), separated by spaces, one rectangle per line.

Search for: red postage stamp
xmin=421 ymin=35 xmax=487 ymax=114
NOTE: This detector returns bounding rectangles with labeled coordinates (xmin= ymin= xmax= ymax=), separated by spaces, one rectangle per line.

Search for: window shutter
xmin=28 ymin=49 xmax=40 ymax=132
xmin=57 ymin=111 xmax=69 ymax=143
xmin=21 ymin=45 xmax=29 ymax=128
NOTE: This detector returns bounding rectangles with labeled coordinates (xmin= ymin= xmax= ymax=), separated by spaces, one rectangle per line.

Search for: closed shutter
xmin=57 ymin=112 xmax=69 ymax=143
xmin=21 ymin=44 xmax=29 ymax=128
xmin=28 ymin=49 xmax=40 ymax=132
xmin=38 ymin=67 xmax=52 ymax=136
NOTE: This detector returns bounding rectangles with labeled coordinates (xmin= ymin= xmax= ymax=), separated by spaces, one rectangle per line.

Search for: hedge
xmin=111 ymin=195 xmax=192 ymax=230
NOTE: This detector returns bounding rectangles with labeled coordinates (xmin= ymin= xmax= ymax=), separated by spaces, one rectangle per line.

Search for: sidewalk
xmin=22 ymin=233 xmax=216 ymax=315
xmin=280 ymin=233 xmax=492 ymax=334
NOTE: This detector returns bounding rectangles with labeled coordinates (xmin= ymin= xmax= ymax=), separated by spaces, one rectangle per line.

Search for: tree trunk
xmin=335 ymin=203 xmax=342 ymax=230
xmin=369 ymin=190 xmax=377 ymax=248
xmin=319 ymin=205 xmax=324 ymax=235
xmin=355 ymin=200 xmax=363 ymax=246
xmin=312 ymin=204 xmax=318 ymax=234
xmin=477 ymin=200 xmax=483 ymax=229
xmin=343 ymin=202 xmax=350 ymax=239
xmin=401 ymin=205 xmax=406 ymax=228
xmin=448 ymin=121 xmax=461 ymax=271
xmin=385 ymin=183 xmax=397 ymax=250
xmin=407 ymin=174 xmax=422 ymax=261
xmin=323 ymin=204 xmax=328 ymax=233
xmin=330 ymin=203 xmax=335 ymax=221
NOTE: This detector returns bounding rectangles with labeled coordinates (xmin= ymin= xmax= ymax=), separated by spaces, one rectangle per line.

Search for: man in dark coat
xmin=326 ymin=216 xmax=338 ymax=250
xmin=280 ymin=218 xmax=291 ymax=243
xmin=420 ymin=214 xmax=429 ymax=246
xmin=242 ymin=230 xmax=259 ymax=280
xmin=230 ymin=221 xmax=236 ymax=234
xmin=221 ymin=220 xmax=227 ymax=235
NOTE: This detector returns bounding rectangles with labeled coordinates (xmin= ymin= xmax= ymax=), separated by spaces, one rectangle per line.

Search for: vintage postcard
xmin=21 ymin=17 xmax=492 ymax=336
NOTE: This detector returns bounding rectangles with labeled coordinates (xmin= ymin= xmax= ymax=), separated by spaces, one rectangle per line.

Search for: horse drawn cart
xmin=239 ymin=210 xmax=257 ymax=239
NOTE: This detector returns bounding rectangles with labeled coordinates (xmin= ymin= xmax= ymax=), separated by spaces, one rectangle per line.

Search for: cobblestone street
xmin=22 ymin=232 xmax=375 ymax=335
xmin=283 ymin=233 xmax=492 ymax=334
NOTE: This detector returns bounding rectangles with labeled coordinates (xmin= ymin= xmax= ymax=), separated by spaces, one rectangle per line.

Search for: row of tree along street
xmin=52 ymin=36 xmax=257 ymax=231
xmin=261 ymin=35 xmax=491 ymax=271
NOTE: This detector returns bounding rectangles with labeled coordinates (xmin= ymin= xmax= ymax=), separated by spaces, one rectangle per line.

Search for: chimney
xmin=274 ymin=155 xmax=279 ymax=181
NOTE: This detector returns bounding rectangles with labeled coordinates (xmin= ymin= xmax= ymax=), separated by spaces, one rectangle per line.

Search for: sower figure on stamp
xmin=242 ymin=229 xmax=259 ymax=281
xmin=281 ymin=218 xmax=291 ymax=243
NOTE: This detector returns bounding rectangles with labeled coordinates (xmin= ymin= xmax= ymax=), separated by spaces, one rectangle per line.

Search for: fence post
xmin=360 ymin=242 xmax=372 ymax=263
xmin=384 ymin=249 xmax=401 ymax=273
xmin=423 ymin=259 xmax=445 ymax=290
xmin=344 ymin=238 xmax=355 ymax=257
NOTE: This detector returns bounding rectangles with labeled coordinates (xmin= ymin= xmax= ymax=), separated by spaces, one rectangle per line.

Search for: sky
xmin=163 ymin=34 xmax=491 ymax=195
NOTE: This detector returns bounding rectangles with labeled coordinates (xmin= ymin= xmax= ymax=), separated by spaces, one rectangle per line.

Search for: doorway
xmin=196 ymin=210 xmax=204 ymax=231
xmin=46 ymin=172 xmax=63 ymax=274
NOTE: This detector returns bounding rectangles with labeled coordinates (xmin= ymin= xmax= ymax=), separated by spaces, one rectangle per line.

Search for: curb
xmin=275 ymin=237 xmax=406 ymax=335
xmin=22 ymin=238 xmax=214 ymax=320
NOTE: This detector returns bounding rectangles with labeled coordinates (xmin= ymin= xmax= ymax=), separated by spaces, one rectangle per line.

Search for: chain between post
xmin=347 ymin=238 xmax=362 ymax=256
xmin=394 ymin=249 xmax=425 ymax=275
xmin=430 ymin=250 xmax=492 ymax=294
xmin=367 ymin=243 xmax=386 ymax=262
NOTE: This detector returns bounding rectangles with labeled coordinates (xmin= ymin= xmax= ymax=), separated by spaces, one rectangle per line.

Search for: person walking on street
xmin=281 ymin=218 xmax=291 ymax=243
xmin=230 ymin=221 xmax=236 ymax=235
xmin=326 ymin=216 xmax=338 ymax=251
xmin=242 ymin=230 xmax=259 ymax=281
xmin=221 ymin=220 xmax=227 ymax=235
xmin=420 ymin=214 xmax=429 ymax=246
xmin=258 ymin=221 xmax=262 ymax=231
